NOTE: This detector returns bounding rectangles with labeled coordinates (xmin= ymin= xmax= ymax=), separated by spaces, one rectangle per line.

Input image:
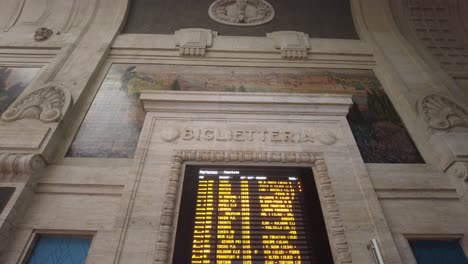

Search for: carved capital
xmin=448 ymin=162 xmax=468 ymax=182
xmin=267 ymin=31 xmax=310 ymax=59
xmin=1 ymin=84 xmax=72 ymax=123
xmin=0 ymin=153 xmax=46 ymax=174
xmin=175 ymin=28 xmax=218 ymax=56
xmin=420 ymin=94 xmax=468 ymax=130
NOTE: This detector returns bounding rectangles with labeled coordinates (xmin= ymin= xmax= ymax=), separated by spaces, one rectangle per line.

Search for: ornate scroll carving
xmin=153 ymin=150 xmax=352 ymax=264
xmin=208 ymin=0 xmax=275 ymax=26
xmin=0 ymin=153 xmax=46 ymax=174
xmin=267 ymin=31 xmax=310 ymax=59
xmin=1 ymin=84 xmax=71 ymax=123
xmin=175 ymin=28 xmax=218 ymax=56
xmin=421 ymin=94 xmax=468 ymax=130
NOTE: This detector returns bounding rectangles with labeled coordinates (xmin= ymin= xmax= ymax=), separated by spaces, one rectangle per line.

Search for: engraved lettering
xmin=166 ymin=128 xmax=334 ymax=145
xmin=301 ymin=132 xmax=314 ymax=143
xmin=262 ymin=131 xmax=268 ymax=142
xmin=245 ymin=130 xmax=255 ymax=141
xmin=284 ymin=131 xmax=295 ymax=143
xmin=183 ymin=129 xmax=194 ymax=140
xmin=233 ymin=130 xmax=245 ymax=141
xmin=204 ymin=130 xmax=215 ymax=140
xmin=270 ymin=131 xmax=282 ymax=142
xmin=216 ymin=129 xmax=228 ymax=141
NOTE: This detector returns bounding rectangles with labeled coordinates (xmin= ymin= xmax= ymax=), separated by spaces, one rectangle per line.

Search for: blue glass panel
xmin=410 ymin=240 xmax=468 ymax=264
xmin=27 ymin=236 xmax=92 ymax=264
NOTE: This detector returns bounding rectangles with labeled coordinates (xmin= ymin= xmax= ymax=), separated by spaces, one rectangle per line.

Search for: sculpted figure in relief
xmin=209 ymin=0 xmax=275 ymax=26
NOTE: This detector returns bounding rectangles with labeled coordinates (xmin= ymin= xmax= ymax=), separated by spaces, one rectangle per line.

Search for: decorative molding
xmin=375 ymin=189 xmax=459 ymax=200
xmin=1 ymin=84 xmax=72 ymax=123
xmin=153 ymin=150 xmax=352 ymax=264
xmin=2 ymin=0 xmax=26 ymax=32
xmin=392 ymin=0 xmax=468 ymax=78
xmin=267 ymin=31 xmax=310 ymax=59
xmin=35 ymin=183 xmax=124 ymax=196
xmin=0 ymin=126 xmax=50 ymax=150
xmin=174 ymin=28 xmax=218 ymax=56
xmin=421 ymin=94 xmax=468 ymax=130
xmin=62 ymin=0 xmax=79 ymax=33
xmin=0 ymin=153 xmax=46 ymax=174
xmin=448 ymin=161 xmax=468 ymax=182
xmin=208 ymin=0 xmax=275 ymax=26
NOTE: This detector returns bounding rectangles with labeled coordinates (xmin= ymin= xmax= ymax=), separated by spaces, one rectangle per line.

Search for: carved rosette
xmin=153 ymin=150 xmax=352 ymax=264
xmin=0 ymin=153 xmax=46 ymax=174
xmin=1 ymin=84 xmax=71 ymax=123
xmin=208 ymin=0 xmax=275 ymax=26
xmin=421 ymin=94 xmax=468 ymax=130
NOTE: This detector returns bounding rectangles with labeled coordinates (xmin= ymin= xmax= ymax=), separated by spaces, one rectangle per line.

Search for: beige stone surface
xmin=0 ymin=0 xmax=467 ymax=263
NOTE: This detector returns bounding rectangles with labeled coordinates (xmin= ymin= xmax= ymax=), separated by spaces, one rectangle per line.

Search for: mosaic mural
xmin=68 ymin=64 xmax=424 ymax=163
xmin=0 ymin=67 xmax=40 ymax=115
xmin=66 ymin=66 xmax=146 ymax=158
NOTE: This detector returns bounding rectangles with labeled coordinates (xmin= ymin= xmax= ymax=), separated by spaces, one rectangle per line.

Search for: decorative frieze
xmin=153 ymin=150 xmax=352 ymax=264
xmin=421 ymin=94 xmax=468 ymax=130
xmin=1 ymin=84 xmax=71 ymax=123
xmin=267 ymin=31 xmax=310 ymax=59
xmin=0 ymin=153 xmax=46 ymax=174
xmin=174 ymin=28 xmax=218 ymax=56
xmin=208 ymin=0 xmax=275 ymax=26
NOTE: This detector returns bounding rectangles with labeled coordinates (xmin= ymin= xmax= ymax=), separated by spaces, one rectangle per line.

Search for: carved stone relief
xmin=421 ymin=94 xmax=468 ymax=130
xmin=1 ymin=84 xmax=71 ymax=123
xmin=153 ymin=150 xmax=352 ymax=264
xmin=0 ymin=153 xmax=46 ymax=175
xmin=175 ymin=28 xmax=218 ymax=56
xmin=267 ymin=31 xmax=311 ymax=59
xmin=448 ymin=161 xmax=468 ymax=182
xmin=33 ymin=27 xmax=53 ymax=41
xmin=208 ymin=0 xmax=275 ymax=26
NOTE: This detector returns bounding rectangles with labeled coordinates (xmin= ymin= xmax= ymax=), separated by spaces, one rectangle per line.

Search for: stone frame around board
xmin=153 ymin=150 xmax=353 ymax=264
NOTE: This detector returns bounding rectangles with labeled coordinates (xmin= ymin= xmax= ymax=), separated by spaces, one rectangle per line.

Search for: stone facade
xmin=0 ymin=0 xmax=467 ymax=264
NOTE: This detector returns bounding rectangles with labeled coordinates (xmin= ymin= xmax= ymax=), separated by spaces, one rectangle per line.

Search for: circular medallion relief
xmin=208 ymin=0 xmax=275 ymax=26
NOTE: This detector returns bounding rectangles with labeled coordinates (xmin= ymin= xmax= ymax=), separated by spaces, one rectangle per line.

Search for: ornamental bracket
xmin=267 ymin=31 xmax=311 ymax=59
xmin=175 ymin=28 xmax=218 ymax=56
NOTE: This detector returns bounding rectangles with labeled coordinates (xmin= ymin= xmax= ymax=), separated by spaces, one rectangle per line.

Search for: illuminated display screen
xmin=173 ymin=166 xmax=333 ymax=264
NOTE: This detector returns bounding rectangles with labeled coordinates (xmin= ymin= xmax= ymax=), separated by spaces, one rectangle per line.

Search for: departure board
xmin=173 ymin=166 xmax=333 ymax=264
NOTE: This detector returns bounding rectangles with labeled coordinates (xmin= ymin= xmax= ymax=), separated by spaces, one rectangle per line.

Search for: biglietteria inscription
xmin=161 ymin=128 xmax=337 ymax=145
